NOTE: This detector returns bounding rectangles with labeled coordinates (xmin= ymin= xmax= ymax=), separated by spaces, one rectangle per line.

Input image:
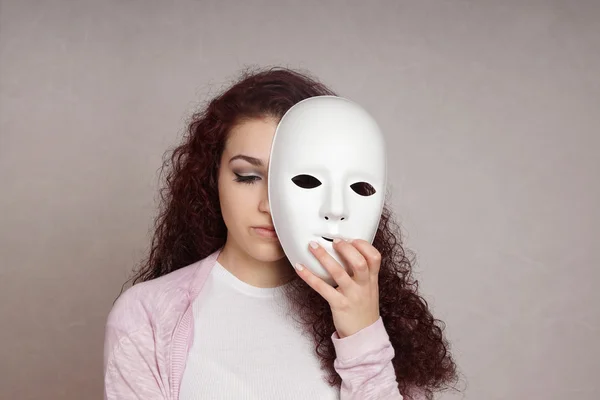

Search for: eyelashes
xmin=234 ymin=172 xmax=260 ymax=185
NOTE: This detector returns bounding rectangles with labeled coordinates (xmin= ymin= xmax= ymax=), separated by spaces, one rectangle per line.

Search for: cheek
xmin=217 ymin=176 xmax=239 ymax=221
xmin=219 ymin=182 xmax=258 ymax=221
xmin=219 ymin=194 xmax=248 ymax=239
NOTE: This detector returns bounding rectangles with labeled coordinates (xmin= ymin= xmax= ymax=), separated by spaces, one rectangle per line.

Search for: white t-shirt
xmin=179 ymin=261 xmax=340 ymax=399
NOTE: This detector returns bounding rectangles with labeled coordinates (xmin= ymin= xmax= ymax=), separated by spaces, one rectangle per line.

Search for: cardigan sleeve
xmin=331 ymin=316 xmax=404 ymax=400
xmin=103 ymin=289 xmax=168 ymax=400
xmin=104 ymin=329 xmax=169 ymax=400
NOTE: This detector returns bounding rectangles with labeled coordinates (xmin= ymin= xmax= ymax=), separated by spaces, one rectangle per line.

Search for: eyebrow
xmin=229 ymin=154 xmax=264 ymax=167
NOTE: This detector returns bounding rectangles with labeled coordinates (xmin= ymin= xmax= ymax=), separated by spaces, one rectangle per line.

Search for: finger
xmin=293 ymin=262 xmax=346 ymax=306
xmin=348 ymin=239 xmax=382 ymax=277
xmin=308 ymin=241 xmax=355 ymax=291
xmin=333 ymin=239 xmax=370 ymax=286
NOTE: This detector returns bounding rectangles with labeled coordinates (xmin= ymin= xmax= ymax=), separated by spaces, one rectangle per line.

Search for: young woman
xmin=103 ymin=67 xmax=458 ymax=400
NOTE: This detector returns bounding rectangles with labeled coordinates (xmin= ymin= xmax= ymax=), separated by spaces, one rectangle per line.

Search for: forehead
xmin=225 ymin=117 xmax=278 ymax=157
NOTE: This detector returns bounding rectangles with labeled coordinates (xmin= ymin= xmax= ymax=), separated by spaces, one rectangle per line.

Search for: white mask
xmin=268 ymin=96 xmax=387 ymax=286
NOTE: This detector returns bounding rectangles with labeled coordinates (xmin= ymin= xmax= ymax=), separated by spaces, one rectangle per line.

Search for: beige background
xmin=1 ymin=0 xmax=599 ymax=399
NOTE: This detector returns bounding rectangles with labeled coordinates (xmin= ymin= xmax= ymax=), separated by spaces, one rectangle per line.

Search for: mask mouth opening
xmin=322 ymin=237 xmax=334 ymax=242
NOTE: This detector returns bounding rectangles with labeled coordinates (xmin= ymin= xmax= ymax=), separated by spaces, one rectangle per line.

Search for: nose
xmin=320 ymin=183 xmax=348 ymax=222
xmin=259 ymin=188 xmax=271 ymax=214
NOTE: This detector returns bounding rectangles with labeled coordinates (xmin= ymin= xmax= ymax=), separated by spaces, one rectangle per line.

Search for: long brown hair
xmin=125 ymin=66 xmax=459 ymax=399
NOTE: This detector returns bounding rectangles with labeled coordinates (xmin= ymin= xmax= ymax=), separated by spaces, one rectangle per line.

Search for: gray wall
xmin=1 ymin=0 xmax=598 ymax=399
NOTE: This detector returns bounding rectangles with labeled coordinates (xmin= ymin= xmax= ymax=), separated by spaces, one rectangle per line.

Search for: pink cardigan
xmin=103 ymin=248 xmax=408 ymax=399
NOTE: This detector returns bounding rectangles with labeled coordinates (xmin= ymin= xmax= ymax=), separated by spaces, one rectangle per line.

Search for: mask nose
xmin=320 ymin=184 xmax=348 ymax=222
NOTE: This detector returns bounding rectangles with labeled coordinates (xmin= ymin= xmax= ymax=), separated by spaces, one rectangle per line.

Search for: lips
xmin=254 ymin=226 xmax=275 ymax=231
xmin=253 ymin=226 xmax=278 ymax=239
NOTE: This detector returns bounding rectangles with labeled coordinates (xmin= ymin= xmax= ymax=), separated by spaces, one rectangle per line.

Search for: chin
xmin=248 ymin=241 xmax=287 ymax=262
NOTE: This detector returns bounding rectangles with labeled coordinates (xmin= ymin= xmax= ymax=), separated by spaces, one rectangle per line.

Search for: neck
xmin=216 ymin=238 xmax=294 ymax=289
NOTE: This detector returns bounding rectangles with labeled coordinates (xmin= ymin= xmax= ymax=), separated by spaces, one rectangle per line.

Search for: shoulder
xmin=105 ymin=261 xmax=202 ymax=334
xmin=103 ymin=259 xmax=213 ymax=375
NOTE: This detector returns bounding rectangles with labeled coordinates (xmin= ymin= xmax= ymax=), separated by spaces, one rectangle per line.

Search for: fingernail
xmin=333 ymin=238 xmax=341 ymax=244
xmin=294 ymin=263 xmax=304 ymax=271
xmin=309 ymin=241 xmax=319 ymax=249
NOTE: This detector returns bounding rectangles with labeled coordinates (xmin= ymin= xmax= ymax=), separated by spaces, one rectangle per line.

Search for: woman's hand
xmin=294 ymin=238 xmax=381 ymax=339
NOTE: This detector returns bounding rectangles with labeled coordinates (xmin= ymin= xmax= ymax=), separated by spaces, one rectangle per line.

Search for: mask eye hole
xmin=351 ymin=182 xmax=376 ymax=196
xmin=292 ymin=174 xmax=322 ymax=189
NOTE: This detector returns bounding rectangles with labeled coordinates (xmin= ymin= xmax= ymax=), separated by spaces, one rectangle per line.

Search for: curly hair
xmin=125 ymin=66 xmax=459 ymax=399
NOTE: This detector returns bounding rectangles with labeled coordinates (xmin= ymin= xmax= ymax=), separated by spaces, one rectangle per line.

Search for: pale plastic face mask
xmin=268 ymin=96 xmax=387 ymax=286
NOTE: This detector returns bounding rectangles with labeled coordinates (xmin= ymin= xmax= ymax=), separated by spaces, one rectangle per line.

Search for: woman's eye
xmin=350 ymin=182 xmax=376 ymax=196
xmin=292 ymin=174 xmax=322 ymax=189
xmin=234 ymin=173 xmax=260 ymax=185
